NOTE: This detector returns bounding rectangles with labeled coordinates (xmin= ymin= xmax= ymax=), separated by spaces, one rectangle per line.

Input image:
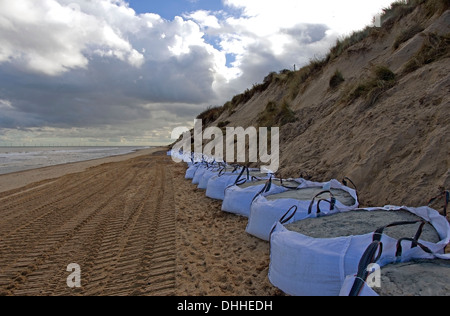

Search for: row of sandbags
xmin=169 ymin=151 xmax=450 ymax=296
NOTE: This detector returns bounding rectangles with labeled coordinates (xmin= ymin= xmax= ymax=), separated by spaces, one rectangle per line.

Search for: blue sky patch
xmin=127 ymin=0 xmax=224 ymax=20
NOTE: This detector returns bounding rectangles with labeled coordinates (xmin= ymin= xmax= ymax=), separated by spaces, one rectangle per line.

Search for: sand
xmin=0 ymin=148 xmax=159 ymax=194
xmin=285 ymin=210 xmax=440 ymax=243
xmin=174 ymin=177 xmax=281 ymax=296
xmin=374 ymin=259 xmax=450 ymax=296
xmin=0 ymin=148 xmax=280 ymax=296
xmin=238 ymin=179 xmax=300 ymax=189
xmin=266 ymin=187 xmax=356 ymax=206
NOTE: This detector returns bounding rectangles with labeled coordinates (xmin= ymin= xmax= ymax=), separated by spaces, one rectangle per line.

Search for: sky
xmin=128 ymin=0 xmax=225 ymax=20
xmin=0 ymin=0 xmax=396 ymax=146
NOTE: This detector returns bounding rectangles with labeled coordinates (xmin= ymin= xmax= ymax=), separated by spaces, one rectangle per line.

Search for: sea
xmin=0 ymin=146 xmax=149 ymax=175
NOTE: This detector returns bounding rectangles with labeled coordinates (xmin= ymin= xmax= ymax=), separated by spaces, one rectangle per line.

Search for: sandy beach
xmin=0 ymin=148 xmax=280 ymax=296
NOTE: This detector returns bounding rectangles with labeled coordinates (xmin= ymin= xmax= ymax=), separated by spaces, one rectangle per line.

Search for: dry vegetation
xmin=403 ymin=32 xmax=450 ymax=73
xmin=257 ymin=100 xmax=297 ymax=127
xmin=342 ymin=66 xmax=397 ymax=109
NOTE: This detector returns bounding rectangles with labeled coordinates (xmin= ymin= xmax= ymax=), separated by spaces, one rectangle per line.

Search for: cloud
xmin=0 ymin=1 xmax=219 ymax=136
xmin=223 ymin=0 xmax=395 ymax=34
xmin=0 ymin=0 xmax=395 ymax=145
xmin=185 ymin=10 xmax=221 ymax=29
xmin=0 ymin=0 xmax=145 ymax=76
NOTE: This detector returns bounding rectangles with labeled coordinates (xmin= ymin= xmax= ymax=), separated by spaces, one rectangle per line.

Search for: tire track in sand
xmin=0 ymin=152 xmax=177 ymax=296
xmin=0 ymin=167 xmax=116 ymax=236
xmin=0 ymin=163 xmax=137 ymax=277
xmin=88 ymin=157 xmax=176 ymax=296
xmin=0 ymin=162 xmax=140 ymax=295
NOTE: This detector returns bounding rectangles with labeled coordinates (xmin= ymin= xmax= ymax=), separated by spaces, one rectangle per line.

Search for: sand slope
xmin=205 ymin=6 xmax=450 ymax=211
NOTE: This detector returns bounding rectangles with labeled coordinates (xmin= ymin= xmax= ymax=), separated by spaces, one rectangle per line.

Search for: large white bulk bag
xmin=205 ymin=173 xmax=242 ymax=200
xmin=190 ymin=155 xmax=219 ymax=184
xmin=192 ymin=164 xmax=209 ymax=185
xmin=246 ymin=179 xmax=358 ymax=241
xmin=185 ymin=163 xmax=200 ymax=179
xmin=205 ymin=167 xmax=268 ymax=201
xmin=171 ymin=150 xmax=191 ymax=163
xmin=269 ymin=205 xmax=450 ymax=296
xmin=222 ymin=178 xmax=303 ymax=217
xmin=197 ymin=165 xmax=226 ymax=190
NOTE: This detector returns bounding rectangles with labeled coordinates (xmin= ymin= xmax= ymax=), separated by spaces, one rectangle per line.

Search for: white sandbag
xmin=205 ymin=173 xmax=242 ymax=200
xmin=197 ymin=166 xmax=225 ymax=190
xmin=269 ymin=205 xmax=450 ymax=296
xmin=222 ymin=178 xmax=303 ymax=217
xmin=192 ymin=165 xmax=209 ymax=185
xmin=185 ymin=163 xmax=200 ymax=179
xmin=205 ymin=168 xmax=271 ymax=201
xmin=246 ymin=179 xmax=358 ymax=241
xmin=171 ymin=150 xmax=192 ymax=163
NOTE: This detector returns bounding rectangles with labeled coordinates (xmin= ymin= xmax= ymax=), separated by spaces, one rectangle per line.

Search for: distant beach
xmin=0 ymin=146 xmax=149 ymax=175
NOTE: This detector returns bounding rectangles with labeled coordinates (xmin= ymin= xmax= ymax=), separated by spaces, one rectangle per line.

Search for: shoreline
xmin=0 ymin=147 xmax=166 ymax=194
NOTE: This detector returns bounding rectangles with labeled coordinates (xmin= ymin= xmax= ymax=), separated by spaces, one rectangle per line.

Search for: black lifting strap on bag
xmin=231 ymin=164 xmax=240 ymax=173
xmin=269 ymin=205 xmax=298 ymax=238
xmin=349 ymin=241 xmax=383 ymax=297
xmin=395 ymin=238 xmax=433 ymax=258
xmin=316 ymin=199 xmax=335 ymax=215
xmin=350 ymin=219 xmax=434 ymax=296
xmin=372 ymin=219 xmax=427 ymax=242
xmin=218 ymin=166 xmax=227 ymax=177
xmin=251 ymin=176 xmax=273 ymax=203
xmin=427 ymin=190 xmax=449 ymax=217
xmin=307 ymin=190 xmax=336 ymax=215
xmin=342 ymin=177 xmax=358 ymax=192
xmin=234 ymin=166 xmax=250 ymax=185
xmin=279 ymin=205 xmax=299 ymax=225
xmin=372 ymin=218 xmax=436 ymax=259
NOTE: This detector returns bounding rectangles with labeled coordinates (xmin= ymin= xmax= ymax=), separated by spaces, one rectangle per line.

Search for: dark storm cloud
xmin=0 ymin=47 xmax=216 ymax=129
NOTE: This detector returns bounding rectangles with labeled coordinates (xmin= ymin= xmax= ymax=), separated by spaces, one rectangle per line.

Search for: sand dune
xmin=203 ymin=6 xmax=450 ymax=210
